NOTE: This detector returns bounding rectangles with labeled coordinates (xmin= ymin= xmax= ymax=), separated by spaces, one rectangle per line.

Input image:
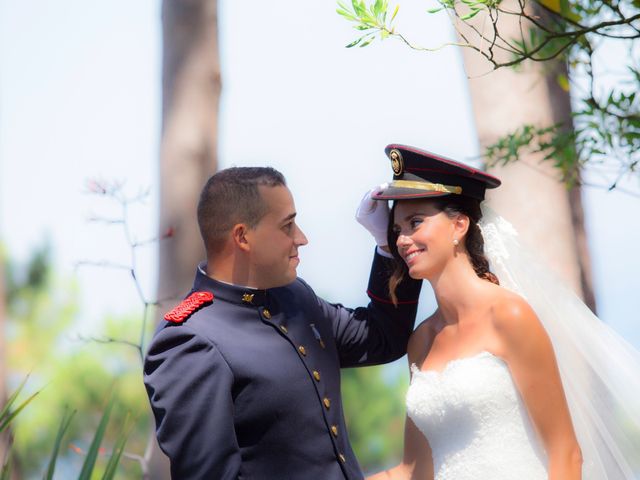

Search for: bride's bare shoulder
xmin=486 ymin=286 xmax=546 ymax=346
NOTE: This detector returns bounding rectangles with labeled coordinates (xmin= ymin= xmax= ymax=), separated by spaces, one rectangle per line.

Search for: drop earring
xmin=453 ymin=239 xmax=459 ymax=246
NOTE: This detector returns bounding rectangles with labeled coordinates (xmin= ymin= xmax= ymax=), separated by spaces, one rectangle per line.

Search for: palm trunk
xmin=460 ymin=0 xmax=595 ymax=306
xmin=157 ymin=0 xmax=221 ymax=309
xmin=150 ymin=1 xmax=221 ymax=477
xmin=543 ymin=56 xmax=597 ymax=313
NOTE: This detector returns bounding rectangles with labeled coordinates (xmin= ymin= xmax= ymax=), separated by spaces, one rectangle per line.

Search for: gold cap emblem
xmin=390 ymin=149 xmax=404 ymax=176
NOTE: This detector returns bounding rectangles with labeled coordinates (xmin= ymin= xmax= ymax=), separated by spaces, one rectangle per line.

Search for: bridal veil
xmin=479 ymin=206 xmax=640 ymax=479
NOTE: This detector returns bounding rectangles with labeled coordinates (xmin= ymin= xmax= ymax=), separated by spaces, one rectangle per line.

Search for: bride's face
xmin=393 ymin=199 xmax=461 ymax=279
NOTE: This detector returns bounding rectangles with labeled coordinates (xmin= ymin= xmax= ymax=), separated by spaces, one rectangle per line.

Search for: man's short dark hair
xmin=197 ymin=167 xmax=286 ymax=253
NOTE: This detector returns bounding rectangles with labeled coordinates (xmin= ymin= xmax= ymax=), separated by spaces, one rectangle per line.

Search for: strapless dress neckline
xmin=410 ymin=350 xmax=499 ymax=376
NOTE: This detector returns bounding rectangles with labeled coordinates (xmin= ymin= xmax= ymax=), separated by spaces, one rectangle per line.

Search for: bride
xmin=356 ymin=144 xmax=640 ymax=480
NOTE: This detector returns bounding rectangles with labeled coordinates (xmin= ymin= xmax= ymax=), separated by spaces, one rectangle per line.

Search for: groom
xmin=144 ymin=166 xmax=422 ymax=479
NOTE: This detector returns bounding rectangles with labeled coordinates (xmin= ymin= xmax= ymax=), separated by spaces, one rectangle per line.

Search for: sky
xmin=1 ymin=0 xmax=639 ymax=358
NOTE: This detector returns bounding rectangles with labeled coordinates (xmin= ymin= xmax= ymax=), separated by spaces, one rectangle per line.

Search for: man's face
xmin=245 ymin=185 xmax=308 ymax=289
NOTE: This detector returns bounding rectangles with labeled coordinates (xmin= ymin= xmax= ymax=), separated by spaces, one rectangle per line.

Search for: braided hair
xmin=387 ymin=196 xmax=499 ymax=305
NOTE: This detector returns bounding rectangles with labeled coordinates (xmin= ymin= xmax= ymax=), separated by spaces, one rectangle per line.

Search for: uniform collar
xmin=193 ymin=262 xmax=268 ymax=307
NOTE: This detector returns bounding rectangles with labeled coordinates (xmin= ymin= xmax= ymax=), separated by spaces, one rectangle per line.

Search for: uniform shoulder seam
xmin=171 ymin=322 xmax=235 ymax=379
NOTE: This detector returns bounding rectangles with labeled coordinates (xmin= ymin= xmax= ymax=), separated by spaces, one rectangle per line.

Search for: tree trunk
xmin=157 ymin=0 xmax=221 ymax=308
xmin=460 ymin=0 xmax=596 ymax=310
xmin=150 ymin=1 xmax=221 ymax=477
xmin=544 ymin=57 xmax=598 ymax=313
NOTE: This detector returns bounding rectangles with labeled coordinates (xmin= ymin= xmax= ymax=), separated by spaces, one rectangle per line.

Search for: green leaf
xmin=557 ymin=73 xmax=570 ymax=92
xmin=0 ymin=376 xmax=29 ymax=428
xmin=336 ymin=8 xmax=357 ymax=20
xmin=373 ymin=0 xmax=384 ymax=16
xmin=101 ymin=413 xmax=135 ymax=480
xmin=352 ymin=0 xmax=366 ymax=16
xmin=537 ymin=0 xmax=561 ymax=14
xmin=43 ymin=407 xmax=76 ymax=480
xmin=359 ymin=12 xmax=377 ymax=25
xmin=0 ymin=377 xmax=40 ymax=434
xmin=460 ymin=9 xmax=481 ymax=19
xmin=427 ymin=7 xmax=444 ymax=13
xmin=346 ymin=36 xmax=364 ymax=48
xmin=78 ymin=396 xmax=116 ymax=480
xmin=559 ymin=0 xmax=581 ymax=22
xmin=390 ymin=4 xmax=400 ymax=22
xmin=360 ymin=37 xmax=375 ymax=47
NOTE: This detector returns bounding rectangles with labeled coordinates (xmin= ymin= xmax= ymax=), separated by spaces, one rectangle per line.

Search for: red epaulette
xmin=164 ymin=291 xmax=214 ymax=324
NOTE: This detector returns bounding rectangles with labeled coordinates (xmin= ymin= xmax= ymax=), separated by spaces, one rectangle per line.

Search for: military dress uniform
xmin=144 ymin=251 xmax=422 ymax=479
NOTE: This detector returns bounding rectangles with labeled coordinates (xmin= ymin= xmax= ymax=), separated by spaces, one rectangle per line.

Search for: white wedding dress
xmin=395 ymin=208 xmax=640 ymax=480
xmin=406 ymin=351 xmax=547 ymax=480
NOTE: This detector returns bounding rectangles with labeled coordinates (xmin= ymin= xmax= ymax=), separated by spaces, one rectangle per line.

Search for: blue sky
xmin=1 ymin=0 xmax=638 ymax=352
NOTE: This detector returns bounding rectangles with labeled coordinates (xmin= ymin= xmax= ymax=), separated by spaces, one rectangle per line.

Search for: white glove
xmin=356 ymin=186 xmax=390 ymax=248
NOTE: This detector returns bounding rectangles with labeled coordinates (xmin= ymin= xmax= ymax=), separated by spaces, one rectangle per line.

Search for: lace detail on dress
xmin=407 ymin=352 xmax=547 ymax=480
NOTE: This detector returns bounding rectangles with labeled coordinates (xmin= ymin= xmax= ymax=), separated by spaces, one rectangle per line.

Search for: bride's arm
xmin=494 ymin=296 xmax=583 ymax=480
xmin=367 ymin=416 xmax=434 ymax=480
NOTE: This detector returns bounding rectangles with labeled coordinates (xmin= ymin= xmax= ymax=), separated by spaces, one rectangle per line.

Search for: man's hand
xmin=356 ymin=186 xmax=390 ymax=248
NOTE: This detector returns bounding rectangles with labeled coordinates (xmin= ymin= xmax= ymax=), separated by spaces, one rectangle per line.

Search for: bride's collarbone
xmin=415 ymin=349 xmax=500 ymax=375
xmin=412 ymin=319 xmax=505 ymax=374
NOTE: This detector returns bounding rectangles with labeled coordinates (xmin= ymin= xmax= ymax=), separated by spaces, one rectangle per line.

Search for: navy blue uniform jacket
xmin=144 ymin=252 xmax=422 ymax=479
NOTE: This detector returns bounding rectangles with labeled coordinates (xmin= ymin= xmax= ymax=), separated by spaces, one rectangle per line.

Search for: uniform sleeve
xmin=143 ymin=324 xmax=241 ymax=480
xmin=308 ymin=249 xmax=422 ymax=367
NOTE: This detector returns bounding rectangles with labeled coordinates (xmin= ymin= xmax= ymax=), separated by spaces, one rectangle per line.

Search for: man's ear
xmin=231 ymin=224 xmax=251 ymax=252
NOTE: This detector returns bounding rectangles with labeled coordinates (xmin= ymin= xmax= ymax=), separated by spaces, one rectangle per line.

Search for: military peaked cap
xmin=372 ymin=144 xmax=501 ymax=201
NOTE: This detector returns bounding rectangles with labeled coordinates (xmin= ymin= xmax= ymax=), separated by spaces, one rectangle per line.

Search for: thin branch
xmin=580 ymin=180 xmax=640 ymax=197
xmin=130 ymin=269 xmax=148 ymax=309
xmin=75 ymin=334 xmax=143 ymax=355
xmin=131 ymin=235 xmax=167 ymax=248
xmin=493 ymin=151 xmax=640 ymax=198
xmin=138 ymin=304 xmax=151 ymax=363
xmin=86 ymin=217 xmax=125 ymax=225
xmin=75 ymin=181 xmax=163 ymax=478
xmin=388 ymin=29 xmax=476 ymax=52
xmin=75 ymin=260 xmax=132 ymax=271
